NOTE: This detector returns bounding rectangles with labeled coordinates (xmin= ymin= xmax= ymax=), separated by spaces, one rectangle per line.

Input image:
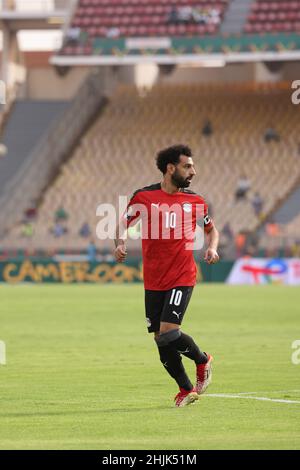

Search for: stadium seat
xmin=3 ymin=83 xmax=299 ymax=251
xmin=245 ymin=0 xmax=300 ymax=34
xmin=60 ymin=0 xmax=230 ymax=48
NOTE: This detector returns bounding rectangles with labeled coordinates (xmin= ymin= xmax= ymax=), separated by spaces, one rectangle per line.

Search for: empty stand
xmin=258 ymin=184 xmax=300 ymax=253
xmin=284 ymin=212 xmax=300 ymax=238
xmin=2 ymin=83 xmax=299 ymax=251
xmin=0 ymin=100 xmax=69 ymax=198
xmin=245 ymin=1 xmax=300 ymax=34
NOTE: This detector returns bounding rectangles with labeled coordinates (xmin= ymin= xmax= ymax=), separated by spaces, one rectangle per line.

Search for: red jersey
xmin=122 ymin=183 xmax=213 ymax=291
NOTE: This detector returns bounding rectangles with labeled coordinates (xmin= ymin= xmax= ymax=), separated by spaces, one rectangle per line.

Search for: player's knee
xmin=155 ymin=329 xmax=181 ymax=347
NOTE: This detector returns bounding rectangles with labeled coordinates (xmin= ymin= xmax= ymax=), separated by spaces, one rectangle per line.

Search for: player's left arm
xmin=204 ymin=223 xmax=220 ymax=265
xmin=196 ymin=198 xmax=220 ymax=264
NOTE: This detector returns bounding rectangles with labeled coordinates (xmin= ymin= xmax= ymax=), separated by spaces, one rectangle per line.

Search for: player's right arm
xmin=114 ymin=190 xmax=141 ymax=263
xmin=114 ymin=229 xmax=127 ymax=263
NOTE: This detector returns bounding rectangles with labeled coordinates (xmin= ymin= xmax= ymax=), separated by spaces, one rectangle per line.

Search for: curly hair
xmin=156 ymin=144 xmax=192 ymax=174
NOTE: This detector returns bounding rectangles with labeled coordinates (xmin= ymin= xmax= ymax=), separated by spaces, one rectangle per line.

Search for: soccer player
xmin=114 ymin=145 xmax=219 ymax=407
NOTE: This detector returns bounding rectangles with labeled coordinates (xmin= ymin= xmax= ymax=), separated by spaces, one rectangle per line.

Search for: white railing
xmin=0 ymin=69 xmax=108 ymax=238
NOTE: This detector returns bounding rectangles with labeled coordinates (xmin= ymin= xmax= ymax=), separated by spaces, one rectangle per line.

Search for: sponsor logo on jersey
xmin=182 ymin=203 xmax=192 ymax=213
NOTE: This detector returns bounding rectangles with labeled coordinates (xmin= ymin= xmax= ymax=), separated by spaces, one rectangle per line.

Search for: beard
xmin=171 ymin=169 xmax=192 ymax=188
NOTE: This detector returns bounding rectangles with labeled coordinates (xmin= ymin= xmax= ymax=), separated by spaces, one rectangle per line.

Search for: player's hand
xmin=115 ymin=245 xmax=127 ymax=263
xmin=204 ymin=248 xmax=219 ymax=265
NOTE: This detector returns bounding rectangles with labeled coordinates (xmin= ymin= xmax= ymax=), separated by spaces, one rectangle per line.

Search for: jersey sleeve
xmin=196 ymin=197 xmax=214 ymax=233
xmin=203 ymin=202 xmax=214 ymax=233
xmin=121 ymin=191 xmax=142 ymax=228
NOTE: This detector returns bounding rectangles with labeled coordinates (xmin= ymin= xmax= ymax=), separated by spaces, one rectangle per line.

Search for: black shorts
xmin=144 ymin=286 xmax=194 ymax=333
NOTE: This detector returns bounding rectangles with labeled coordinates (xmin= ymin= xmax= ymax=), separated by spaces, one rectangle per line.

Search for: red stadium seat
xmin=62 ymin=0 xmax=230 ymax=53
xmin=245 ymin=0 xmax=300 ymax=34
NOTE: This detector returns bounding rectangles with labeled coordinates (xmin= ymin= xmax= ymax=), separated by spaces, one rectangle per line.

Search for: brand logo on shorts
xmin=146 ymin=317 xmax=151 ymax=328
xmin=178 ymin=348 xmax=190 ymax=354
xmin=172 ymin=311 xmax=182 ymax=319
xmin=182 ymin=203 xmax=192 ymax=213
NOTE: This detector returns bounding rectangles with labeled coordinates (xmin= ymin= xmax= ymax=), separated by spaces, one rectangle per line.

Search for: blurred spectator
xmin=291 ymin=240 xmax=300 ymax=257
xmin=24 ymin=199 xmax=38 ymax=221
xmin=177 ymin=6 xmax=193 ymax=22
xmin=193 ymin=7 xmax=220 ymax=24
xmin=168 ymin=6 xmax=220 ymax=25
xmin=106 ymin=27 xmax=120 ymax=38
xmin=222 ymin=222 xmax=233 ymax=242
xmin=235 ymin=232 xmax=246 ymax=258
xmin=65 ymin=27 xmax=81 ymax=47
xmin=192 ymin=8 xmax=208 ymax=24
xmin=52 ymin=222 xmax=67 ymax=238
xmin=202 ymin=119 xmax=213 ymax=137
xmin=246 ymin=231 xmax=259 ymax=253
xmin=220 ymin=222 xmax=235 ymax=259
xmin=209 ymin=8 xmax=221 ymax=25
xmin=252 ymin=192 xmax=264 ymax=216
xmin=266 ymin=220 xmax=279 ymax=237
xmin=264 ymin=126 xmax=280 ymax=143
xmin=24 ymin=207 xmax=37 ymax=220
xmin=79 ymin=222 xmax=91 ymax=238
xmin=168 ymin=6 xmax=179 ymax=24
xmin=21 ymin=222 xmax=34 ymax=238
xmin=235 ymin=175 xmax=251 ymax=201
xmin=55 ymin=206 xmax=68 ymax=221
xmin=87 ymin=240 xmax=97 ymax=262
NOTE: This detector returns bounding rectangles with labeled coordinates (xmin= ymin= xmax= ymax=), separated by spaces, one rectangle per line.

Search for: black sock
xmin=170 ymin=332 xmax=208 ymax=365
xmin=157 ymin=345 xmax=193 ymax=391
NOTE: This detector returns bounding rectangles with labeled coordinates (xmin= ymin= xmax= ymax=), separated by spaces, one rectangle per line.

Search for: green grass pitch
xmin=0 ymin=283 xmax=300 ymax=450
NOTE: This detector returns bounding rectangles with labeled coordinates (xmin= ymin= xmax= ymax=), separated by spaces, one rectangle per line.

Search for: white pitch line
xmin=234 ymin=390 xmax=300 ymax=396
xmin=205 ymin=393 xmax=300 ymax=404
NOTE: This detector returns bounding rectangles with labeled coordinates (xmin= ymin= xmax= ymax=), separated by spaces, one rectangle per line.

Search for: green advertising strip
xmin=92 ymin=33 xmax=300 ymax=55
xmin=0 ymin=259 xmax=234 ymax=284
xmin=171 ymin=33 xmax=300 ymax=53
xmin=200 ymin=260 xmax=234 ymax=283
